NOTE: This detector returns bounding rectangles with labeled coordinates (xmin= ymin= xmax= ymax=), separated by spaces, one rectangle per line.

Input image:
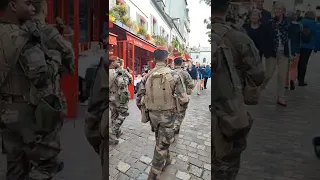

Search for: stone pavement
xmin=1 ymin=54 xmax=320 ymax=180
xmin=109 ymin=83 xmax=211 ymax=180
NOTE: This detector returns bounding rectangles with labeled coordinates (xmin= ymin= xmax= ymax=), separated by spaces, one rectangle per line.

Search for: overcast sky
xmin=188 ymin=0 xmax=211 ymax=48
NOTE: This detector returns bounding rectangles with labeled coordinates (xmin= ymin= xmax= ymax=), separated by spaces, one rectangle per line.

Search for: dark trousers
xmin=204 ymin=77 xmax=209 ymax=88
xmin=298 ymin=48 xmax=312 ymax=83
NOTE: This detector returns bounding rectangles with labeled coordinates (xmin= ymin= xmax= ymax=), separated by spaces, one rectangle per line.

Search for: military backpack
xmin=144 ymin=67 xmax=176 ymax=111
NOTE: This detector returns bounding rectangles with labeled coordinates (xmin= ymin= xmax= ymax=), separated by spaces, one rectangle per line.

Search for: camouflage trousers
xmin=1 ymin=102 xmax=62 ymax=180
xmin=99 ymin=139 xmax=108 ymax=180
xmin=148 ymin=111 xmax=175 ymax=178
xmin=212 ymin=138 xmax=246 ymax=180
xmin=173 ymin=109 xmax=186 ymax=131
xmin=109 ymin=102 xmax=129 ymax=138
xmin=2 ymin=129 xmax=62 ymax=180
xmin=212 ymin=113 xmax=253 ymax=180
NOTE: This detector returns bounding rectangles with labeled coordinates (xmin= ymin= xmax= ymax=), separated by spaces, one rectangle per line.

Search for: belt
xmin=0 ymin=95 xmax=26 ymax=103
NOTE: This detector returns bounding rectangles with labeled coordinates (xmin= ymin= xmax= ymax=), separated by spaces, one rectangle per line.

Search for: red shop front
xmin=46 ymin=0 xmax=107 ymax=118
xmin=110 ymin=22 xmax=157 ymax=99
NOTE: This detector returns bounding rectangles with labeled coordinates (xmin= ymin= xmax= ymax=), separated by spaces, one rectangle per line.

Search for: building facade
xmin=189 ymin=47 xmax=211 ymax=65
xmin=110 ymin=0 xmax=190 ymax=46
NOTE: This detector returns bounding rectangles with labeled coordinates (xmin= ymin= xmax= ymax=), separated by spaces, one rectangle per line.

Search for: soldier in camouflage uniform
xmin=212 ymin=0 xmax=265 ymax=179
xmin=172 ymin=56 xmax=194 ymax=134
xmin=136 ymin=47 xmax=189 ymax=179
xmin=26 ymin=0 xmax=75 ymax=178
xmin=84 ymin=54 xmax=118 ymax=180
xmin=0 ymin=0 xmax=63 ymax=179
xmin=109 ymin=56 xmax=131 ymax=141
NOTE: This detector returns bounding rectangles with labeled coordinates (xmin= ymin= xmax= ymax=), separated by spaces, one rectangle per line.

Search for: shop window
xmin=203 ymin=58 xmax=206 ymax=63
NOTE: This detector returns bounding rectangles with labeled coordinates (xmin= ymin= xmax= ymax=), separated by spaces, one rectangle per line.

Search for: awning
xmin=184 ymin=53 xmax=191 ymax=60
xmin=126 ymin=32 xmax=156 ymax=52
xmin=109 ymin=33 xmax=117 ymax=45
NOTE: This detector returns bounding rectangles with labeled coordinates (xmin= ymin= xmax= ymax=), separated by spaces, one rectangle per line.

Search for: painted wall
xmin=190 ymin=49 xmax=211 ymax=65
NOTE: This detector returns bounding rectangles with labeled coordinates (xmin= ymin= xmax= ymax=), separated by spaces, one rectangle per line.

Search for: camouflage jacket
xmin=109 ymin=68 xmax=131 ymax=102
xmin=212 ymin=17 xmax=264 ymax=88
xmin=136 ymin=62 xmax=189 ymax=110
xmin=173 ymin=67 xmax=194 ymax=95
xmin=0 ymin=21 xmax=61 ymax=104
xmin=211 ymin=17 xmax=264 ymax=149
xmin=31 ymin=19 xmax=75 ymax=75
xmin=85 ymin=58 xmax=108 ymax=153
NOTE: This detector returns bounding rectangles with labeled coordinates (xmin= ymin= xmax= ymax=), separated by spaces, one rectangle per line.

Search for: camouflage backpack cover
xmin=211 ymin=24 xmax=249 ymax=139
xmin=144 ymin=67 xmax=176 ymax=111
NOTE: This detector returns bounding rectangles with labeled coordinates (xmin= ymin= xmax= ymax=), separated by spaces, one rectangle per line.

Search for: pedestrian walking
xmin=203 ymin=65 xmax=211 ymax=89
xmin=254 ymin=0 xmax=271 ymax=24
xmin=298 ymin=11 xmax=317 ymax=86
xmin=136 ymin=47 xmax=189 ymax=179
xmin=260 ymin=2 xmax=291 ymax=106
xmin=285 ymin=11 xmax=302 ymax=90
xmin=187 ymin=63 xmax=201 ymax=95
xmin=173 ymin=56 xmax=194 ymax=134
xmin=212 ymin=0 xmax=265 ymax=179
xmin=0 ymin=1 xmax=64 ymax=179
xmin=243 ymin=8 xmax=264 ymax=58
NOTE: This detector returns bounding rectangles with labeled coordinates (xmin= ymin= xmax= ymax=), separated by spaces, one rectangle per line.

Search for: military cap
xmin=174 ymin=56 xmax=184 ymax=65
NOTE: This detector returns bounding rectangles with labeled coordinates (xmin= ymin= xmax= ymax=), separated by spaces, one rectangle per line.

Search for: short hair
xmin=32 ymin=0 xmax=47 ymax=14
xmin=212 ymin=0 xmax=230 ymax=14
xmin=174 ymin=58 xmax=183 ymax=66
xmin=154 ymin=50 xmax=168 ymax=61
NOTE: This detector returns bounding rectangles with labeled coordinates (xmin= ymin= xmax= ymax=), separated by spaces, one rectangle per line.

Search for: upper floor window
xmin=137 ymin=13 xmax=148 ymax=30
xmin=151 ymin=15 xmax=157 ymax=35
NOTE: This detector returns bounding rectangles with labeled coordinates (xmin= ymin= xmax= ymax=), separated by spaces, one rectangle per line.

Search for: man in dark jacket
xmin=255 ymin=0 xmax=271 ymax=24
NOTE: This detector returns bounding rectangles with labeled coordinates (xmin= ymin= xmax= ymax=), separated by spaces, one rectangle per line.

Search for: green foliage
xmin=112 ymin=4 xmax=128 ymax=18
xmin=137 ymin=25 xmax=147 ymax=37
xmin=152 ymin=35 xmax=167 ymax=46
xmin=200 ymin=0 xmax=211 ymax=43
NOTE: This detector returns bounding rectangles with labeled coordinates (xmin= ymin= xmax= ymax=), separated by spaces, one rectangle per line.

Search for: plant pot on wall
xmin=115 ymin=20 xmax=131 ymax=32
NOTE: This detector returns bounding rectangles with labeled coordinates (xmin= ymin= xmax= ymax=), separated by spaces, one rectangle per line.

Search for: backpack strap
xmin=0 ymin=29 xmax=30 ymax=90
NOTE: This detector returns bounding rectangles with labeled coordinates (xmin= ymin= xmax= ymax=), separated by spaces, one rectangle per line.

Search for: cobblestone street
xmin=1 ymin=55 xmax=320 ymax=180
xmin=108 ymin=84 xmax=211 ymax=180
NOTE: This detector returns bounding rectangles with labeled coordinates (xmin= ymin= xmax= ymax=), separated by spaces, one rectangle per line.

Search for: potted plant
xmin=152 ymin=35 xmax=167 ymax=46
xmin=137 ymin=25 xmax=147 ymax=39
xmin=119 ymin=16 xmax=132 ymax=31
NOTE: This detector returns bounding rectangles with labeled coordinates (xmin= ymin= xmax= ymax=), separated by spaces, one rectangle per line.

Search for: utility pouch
xmin=119 ymin=92 xmax=129 ymax=104
xmin=35 ymin=94 xmax=62 ymax=133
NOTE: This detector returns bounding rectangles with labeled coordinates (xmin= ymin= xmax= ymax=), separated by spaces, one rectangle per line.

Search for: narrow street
xmin=1 ymin=56 xmax=320 ymax=179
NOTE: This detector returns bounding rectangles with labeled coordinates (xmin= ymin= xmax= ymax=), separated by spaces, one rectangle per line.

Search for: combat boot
xmin=109 ymin=139 xmax=119 ymax=145
xmin=174 ymin=128 xmax=180 ymax=135
xmin=147 ymin=170 xmax=160 ymax=180
xmin=116 ymin=131 xmax=123 ymax=138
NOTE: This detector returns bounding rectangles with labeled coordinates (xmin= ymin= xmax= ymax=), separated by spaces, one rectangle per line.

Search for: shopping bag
xmin=200 ymin=79 xmax=204 ymax=90
xmin=285 ymin=55 xmax=299 ymax=89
